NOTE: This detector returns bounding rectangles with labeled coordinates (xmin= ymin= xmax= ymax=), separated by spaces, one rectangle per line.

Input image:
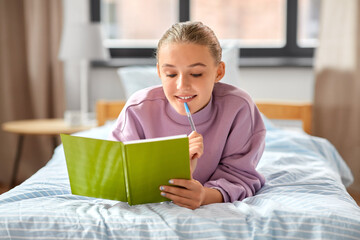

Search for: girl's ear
xmin=215 ymin=61 xmax=225 ymax=83
xmin=156 ymin=63 xmax=161 ymax=78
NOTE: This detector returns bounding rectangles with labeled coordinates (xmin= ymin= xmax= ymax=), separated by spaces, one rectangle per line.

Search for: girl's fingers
xmin=188 ymin=134 xmax=202 ymax=143
xmin=189 ymin=132 xmax=203 ymax=160
xmin=190 ymin=158 xmax=198 ymax=175
xmin=160 ymin=187 xmax=200 ymax=210
xmin=168 ymin=178 xmax=194 ymax=188
xmin=160 ymin=185 xmax=189 ymax=197
xmin=159 ymin=179 xmax=204 ymax=210
xmin=161 ymin=190 xmax=193 ymax=205
xmin=189 ymin=144 xmax=203 ymax=160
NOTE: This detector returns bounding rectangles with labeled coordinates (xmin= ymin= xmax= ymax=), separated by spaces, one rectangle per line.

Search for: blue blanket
xmin=0 ymin=120 xmax=359 ymax=239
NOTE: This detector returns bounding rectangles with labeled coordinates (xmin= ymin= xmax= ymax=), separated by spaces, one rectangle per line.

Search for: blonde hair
xmin=156 ymin=21 xmax=222 ymax=64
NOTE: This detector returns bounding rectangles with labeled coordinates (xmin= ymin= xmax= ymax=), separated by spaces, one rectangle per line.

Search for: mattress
xmin=0 ymin=119 xmax=359 ymax=239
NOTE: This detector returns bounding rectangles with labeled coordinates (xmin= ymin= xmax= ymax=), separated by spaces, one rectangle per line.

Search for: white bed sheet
xmin=0 ymin=120 xmax=359 ymax=239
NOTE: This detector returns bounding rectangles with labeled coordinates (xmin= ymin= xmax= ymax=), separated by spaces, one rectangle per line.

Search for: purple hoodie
xmin=110 ymin=82 xmax=266 ymax=202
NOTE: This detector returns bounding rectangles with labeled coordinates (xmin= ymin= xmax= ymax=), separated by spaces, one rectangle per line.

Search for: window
xmin=101 ymin=0 xmax=178 ymax=47
xmin=297 ymin=0 xmax=320 ymax=47
xmin=191 ymin=0 xmax=286 ymax=47
xmin=91 ymin=0 xmax=320 ymax=65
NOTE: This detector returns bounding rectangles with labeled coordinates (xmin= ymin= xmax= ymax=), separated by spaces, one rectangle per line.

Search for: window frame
xmin=90 ymin=0 xmax=314 ymax=66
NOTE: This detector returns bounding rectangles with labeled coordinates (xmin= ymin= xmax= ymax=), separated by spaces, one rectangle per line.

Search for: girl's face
xmin=157 ymin=43 xmax=225 ymax=116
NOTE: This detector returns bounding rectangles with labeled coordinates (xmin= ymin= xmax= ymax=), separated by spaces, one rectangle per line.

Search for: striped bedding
xmin=1 ymin=119 xmax=360 ymax=239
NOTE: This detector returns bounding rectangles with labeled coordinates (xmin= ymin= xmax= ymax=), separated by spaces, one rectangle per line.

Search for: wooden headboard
xmin=256 ymin=101 xmax=312 ymax=134
xmin=96 ymin=100 xmax=126 ymax=127
xmin=96 ymin=100 xmax=312 ymax=134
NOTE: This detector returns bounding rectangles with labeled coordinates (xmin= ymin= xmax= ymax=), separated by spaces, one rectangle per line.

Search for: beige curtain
xmin=0 ymin=0 xmax=64 ymax=186
xmin=314 ymin=0 xmax=360 ymax=192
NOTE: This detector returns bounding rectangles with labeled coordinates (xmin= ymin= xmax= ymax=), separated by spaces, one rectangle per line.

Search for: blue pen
xmin=184 ymin=102 xmax=197 ymax=132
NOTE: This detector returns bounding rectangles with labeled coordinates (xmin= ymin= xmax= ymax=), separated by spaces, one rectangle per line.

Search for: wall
xmin=62 ymin=0 xmax=89 ymax=111
xmin=239 ymin=67 xmax=314 ymax=102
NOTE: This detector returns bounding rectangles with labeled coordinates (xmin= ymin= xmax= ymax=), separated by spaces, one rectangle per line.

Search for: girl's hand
xmin=160 ymin=179 xmax=205 ymax=210
xmin=188 ymin=131 xmax=203 ymax=174
xmin=159 ymin=179 xmax=223 ymax=210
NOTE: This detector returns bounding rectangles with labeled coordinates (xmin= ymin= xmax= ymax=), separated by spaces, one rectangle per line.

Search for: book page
xmin=123 ymin=135 xmax=191 ymax=205
xmin=61 ymin=134 xmax=127 ymax=202
xmin=124 ymin=134 xmax=188 ymax=145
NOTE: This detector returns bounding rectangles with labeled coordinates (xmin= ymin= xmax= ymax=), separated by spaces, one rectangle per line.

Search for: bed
xmin=0 ymin=99 xmax=359 ymax=239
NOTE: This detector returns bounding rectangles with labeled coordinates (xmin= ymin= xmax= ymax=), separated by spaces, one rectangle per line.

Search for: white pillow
xmin=117 ymin=42 xmax=240 ymax=99
xmin=220 ymin=40 xmax=240 ymax=87
xmin=117 ymin=66 xmax=160 ymax=99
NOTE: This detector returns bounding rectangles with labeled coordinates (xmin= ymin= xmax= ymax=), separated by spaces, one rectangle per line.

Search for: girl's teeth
xmin=180 ymin=96 xmax=193 ymax=99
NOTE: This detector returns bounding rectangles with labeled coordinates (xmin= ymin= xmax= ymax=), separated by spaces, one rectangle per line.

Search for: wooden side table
xmin=2 ymin=119 xmax=93 ymax=188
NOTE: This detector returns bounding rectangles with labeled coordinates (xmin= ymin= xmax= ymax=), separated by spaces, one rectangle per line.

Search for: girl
xmin=110 ymin=22 xmax=266 ymax=210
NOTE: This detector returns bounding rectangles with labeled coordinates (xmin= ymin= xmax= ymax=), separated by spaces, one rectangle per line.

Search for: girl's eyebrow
xmin=188 ymin=62 xmax=207 ymax=68
xmin=161 ymin=62 xmax=207 ymax=68
xmin=161 ymin=64 xmax=176 ymax=68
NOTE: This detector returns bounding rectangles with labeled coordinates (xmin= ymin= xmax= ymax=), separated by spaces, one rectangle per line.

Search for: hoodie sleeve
xmin=204 ymin=102 xmax=266 ymax=202
xmin=108 ymin=102 xmax=145 ymax=142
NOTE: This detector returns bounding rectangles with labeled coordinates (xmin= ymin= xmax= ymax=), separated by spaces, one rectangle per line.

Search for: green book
xmin=60 ymin=134 xmax=191 ymax=205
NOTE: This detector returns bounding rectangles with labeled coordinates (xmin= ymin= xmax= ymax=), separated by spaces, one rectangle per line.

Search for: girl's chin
xmin=170 ymin=102 xmax=189 ymax=116
xmin=175 ymin=107 xmax=188 ymax=116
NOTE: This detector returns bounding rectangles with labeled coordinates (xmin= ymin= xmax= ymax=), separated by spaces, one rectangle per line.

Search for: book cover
xmin=61 ymin=134 xmax=191 ymax=205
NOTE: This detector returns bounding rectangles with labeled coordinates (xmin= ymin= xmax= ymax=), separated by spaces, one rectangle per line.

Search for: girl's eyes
xmin=166 ymin=74 xmax=177 ymax=78
xmin=165 ymin=73 xmax=203 ymax=78
xmin=191 ymin=73 xmax=202 ymax=77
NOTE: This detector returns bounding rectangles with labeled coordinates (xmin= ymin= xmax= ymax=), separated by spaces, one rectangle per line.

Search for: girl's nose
xmin=177 ymin=74 xmax=191 ymax=90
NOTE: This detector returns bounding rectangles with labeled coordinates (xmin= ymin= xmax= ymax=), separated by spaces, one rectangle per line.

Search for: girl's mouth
xmin=176 ymin=95 xmax=197 ymax=102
